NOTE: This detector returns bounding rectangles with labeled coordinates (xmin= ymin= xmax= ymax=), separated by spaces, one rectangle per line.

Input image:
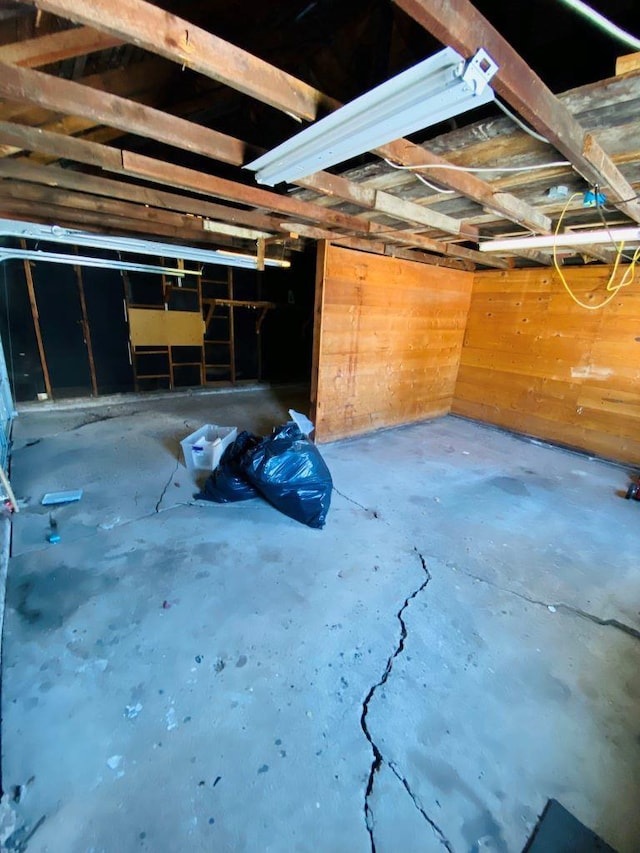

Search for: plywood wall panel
xmin=312 ymin=244 xmax=473 ymax=443
xmin=453 ymin=266 xmax=640 ymax=464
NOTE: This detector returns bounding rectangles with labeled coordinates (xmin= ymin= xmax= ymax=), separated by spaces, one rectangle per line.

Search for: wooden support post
xmin=227 ymin=268 xmax=236 ymax=385
xmin=73 ymin=260 xmax=98 ymax=396
xmin=0 ymin=465 xmax=19 ymax=513
xmin=19 ymin=239 xmax=52 ymax=399
xmin=256 ymin=238 xmax=266 ymax=272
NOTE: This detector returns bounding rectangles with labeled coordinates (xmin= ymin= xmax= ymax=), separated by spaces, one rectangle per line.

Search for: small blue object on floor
xmin=41 ymin=489 xmax=83 ymax=506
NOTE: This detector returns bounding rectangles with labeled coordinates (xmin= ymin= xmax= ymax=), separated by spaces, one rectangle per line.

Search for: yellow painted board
xmin=129 ymin=308 xmax=205 ymax=347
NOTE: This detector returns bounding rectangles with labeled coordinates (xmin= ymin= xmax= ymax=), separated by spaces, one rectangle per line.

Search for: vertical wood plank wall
xmin=312 ymin=244 xmax=473 ymax=442
xmin=453 ymin=266 xmax=640 ymax=463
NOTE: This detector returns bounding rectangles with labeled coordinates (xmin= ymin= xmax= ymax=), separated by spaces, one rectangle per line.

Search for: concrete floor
xmin=2 ymin=386 xmax=639 ymax=853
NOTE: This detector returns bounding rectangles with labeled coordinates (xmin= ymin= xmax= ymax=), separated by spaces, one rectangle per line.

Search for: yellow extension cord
xmin=552 ymin=192 xmax=640 ymax=310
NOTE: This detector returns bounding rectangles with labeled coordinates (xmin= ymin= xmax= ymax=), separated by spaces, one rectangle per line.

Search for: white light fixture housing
xmin=0 ymin=247 xmax=199 ymax=277
xmin=246 ymin=47 xmax=498 ymax=186
xmin=481 ymin=227 xmax=640 ymax=252
xmin=0 ymin=219 xmax=290 ymax=269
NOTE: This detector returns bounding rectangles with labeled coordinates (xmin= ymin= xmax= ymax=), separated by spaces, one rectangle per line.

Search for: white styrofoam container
xmin=180 ymin=424 xmax=238 ymax=472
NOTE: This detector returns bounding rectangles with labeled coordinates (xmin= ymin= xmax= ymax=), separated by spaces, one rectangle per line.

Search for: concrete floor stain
xmin=10 ymin=565 xmax=118 ymax=630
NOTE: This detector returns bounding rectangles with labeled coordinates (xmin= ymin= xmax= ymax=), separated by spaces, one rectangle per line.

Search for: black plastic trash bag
xmin=243 ymin=423 xmax=332 ymax=528
xmin=196 ymin=431 xmax=261 ymax=503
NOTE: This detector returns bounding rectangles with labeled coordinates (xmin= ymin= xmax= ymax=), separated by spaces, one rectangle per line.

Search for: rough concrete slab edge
xmin=16 ymin=381 xmax=310 ymax=414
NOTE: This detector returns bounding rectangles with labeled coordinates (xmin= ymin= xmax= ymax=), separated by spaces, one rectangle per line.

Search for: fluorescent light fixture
xmin=481 ymin=227 xmax=640 ymax=252
xmin=0 ymin=248 xmax=199 ymax=277
xmin=217 ymin=249 xmax=291 ymax=268
xmin=246 ymin=47 xmax=498 ymax=186
xmin=0 ymin=219 xmax=288 ymax=270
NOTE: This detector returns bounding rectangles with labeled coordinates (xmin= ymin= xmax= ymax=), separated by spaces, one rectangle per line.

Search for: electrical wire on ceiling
xmin=412 ymin=173 xmax=456 ymax=194
xmin=493 ymin=98 xmax=551 ymax=144
xmin=555 ymin=0 xmax=640 ymax=51
xmin=552 ymin=192 xmax=640 ymax=309
xmin=384 ymin=157 xmax=571 ymax=174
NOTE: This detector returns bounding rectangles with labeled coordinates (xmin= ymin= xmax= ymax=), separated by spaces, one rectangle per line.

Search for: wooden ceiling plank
xmin=0 ymin=121 xmax=505 ymax=264
xmin=0 ymin=61 xmax=254 ymax=166
xmin=0 ymin=179 xmax=224 ymax=235
xmin=296 ymin=170 xmax=478 ymax=238
xmin=18 ymin=0 xmax=338 ymax=121
xmin=616 ymin=53 xmax=640 ymax=76
xmin=123 ymin=151 xmax=510 ymax=265
xmin=0 ymin=57 xmax=173 ymax=127
xmin=21 ymin=0 xmax=551 ymax=235
xmin=0 ymin=121 xmax=373 ymax=233
xmin=278 ymin=223 xmax=473 ymax=270
xmin=393 ymin=0 xmax=640 ymax=224
xmin=0 ymin=180 xmax=294 ymax=257
xmin=0 ymin=25 xmax=121 ymax=67
xmin=0 ymin=196 xmax=235 ymax=244
xmin=0 ymin=158 xmax=286 ymax=233
xmin=0 ymin=66 xmax=477 ymax=240
xmin=0 ymin=120 xmax=123 ymax=169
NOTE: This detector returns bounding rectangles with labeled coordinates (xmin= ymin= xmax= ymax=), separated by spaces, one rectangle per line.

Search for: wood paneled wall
xmin=312 ymin=243 xmax=473 ymax=442
xmin=453 ymin=266 xmax=640 ymax=464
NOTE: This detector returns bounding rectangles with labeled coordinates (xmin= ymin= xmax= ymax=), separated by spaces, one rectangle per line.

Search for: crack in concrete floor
xmin=446 ymin=563 xmax=640 ymax=643
xmin=360 ymin=548 xmax=453 ymax=853
xmin=154 ymin=459 xmax=180 ymax=513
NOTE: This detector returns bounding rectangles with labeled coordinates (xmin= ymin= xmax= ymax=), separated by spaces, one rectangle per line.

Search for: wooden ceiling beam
xmin=0 ymin=63 xmax=475 ymax=239
xmin=296 ymin=170 xmax=478 ymax=239
xmin=0 ymin=179 xmax=246 ymax=243
xmin=0 ymin=121 xmax=372 ymax=233
xmin=0 ymin=65 xmax=475 ymax=239
xmin=20 ymin=0 xmax=551 ymax=234
xmin=18 ymin=0 xmax=338 ymax=121
xmin=393 ymin=0 xmax=640 ymax=225
xmin=0 ymin=196 xmax=238 ymax=246
xmin=274 ymin=223 xmax=474 ymax=270
xmin=123 ymin=151 xmax=508 ymax=267
xmin=0 ymin=61 xmax=255 ymax=166
xmin=0 ymin=25 xmax=121 ymax=67
xmin=0 ymin=121 xmax=509 ymax=266
xmin=0 ymin=159 xmax=288 ymax=234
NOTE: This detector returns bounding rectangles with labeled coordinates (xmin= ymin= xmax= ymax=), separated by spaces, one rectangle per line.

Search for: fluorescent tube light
xmin=481 ymin=227 xmax=640 ymax=252
xmin=246 ymin=47 xmax=498 ymax=186
xmin=0 ymin=219 xmax=287 ymax=270
xmin=0 ymin=248 xmax=199 ymax=277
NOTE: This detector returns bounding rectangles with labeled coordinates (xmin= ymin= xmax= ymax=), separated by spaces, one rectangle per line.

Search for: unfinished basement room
xmin=0 ymin=0 xmax=639 ymax=851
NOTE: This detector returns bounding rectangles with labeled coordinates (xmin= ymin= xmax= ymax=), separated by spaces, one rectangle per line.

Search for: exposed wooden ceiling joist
xmin=0 ymin=195 xmax=240 ymax=246
xmin=272 ymin=223 xmax=475 ymax=271
xmin=0 ymin=121 xmax=508 ymax=268
xmin=0 ymin=60 xmax=256 ymax=165
xmin=19 ymin=0 xmax=552 ymax=235
xmin=17 ymin=0 xmax=339 ymax=121
xmin=0 ymin=24 xmax=121 ymax=66
xmin=122 ymin=151 xmax=507 ymax=266
xmin=0 ymin=64 xmax=480 ymax=241
xmin=0 ymin=158 xmax=291 ymax=234
xmin=295 ymin=170 xmax=478 ymax=238
xmin=0 ymin=58 xmax=174 ymax=157
xmin=393 ymin=0 xmax=640 ymax=225
xmin=0 ymin=178 xmax=241 ymax=241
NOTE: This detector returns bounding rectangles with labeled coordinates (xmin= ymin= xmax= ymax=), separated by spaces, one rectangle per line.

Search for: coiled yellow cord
xmin=552 ymin=192 xmax=640 ymax=310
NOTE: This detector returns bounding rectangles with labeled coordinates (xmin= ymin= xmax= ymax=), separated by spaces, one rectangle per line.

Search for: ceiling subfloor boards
xmin=393 ymin=0 xmax=640 ymax=225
